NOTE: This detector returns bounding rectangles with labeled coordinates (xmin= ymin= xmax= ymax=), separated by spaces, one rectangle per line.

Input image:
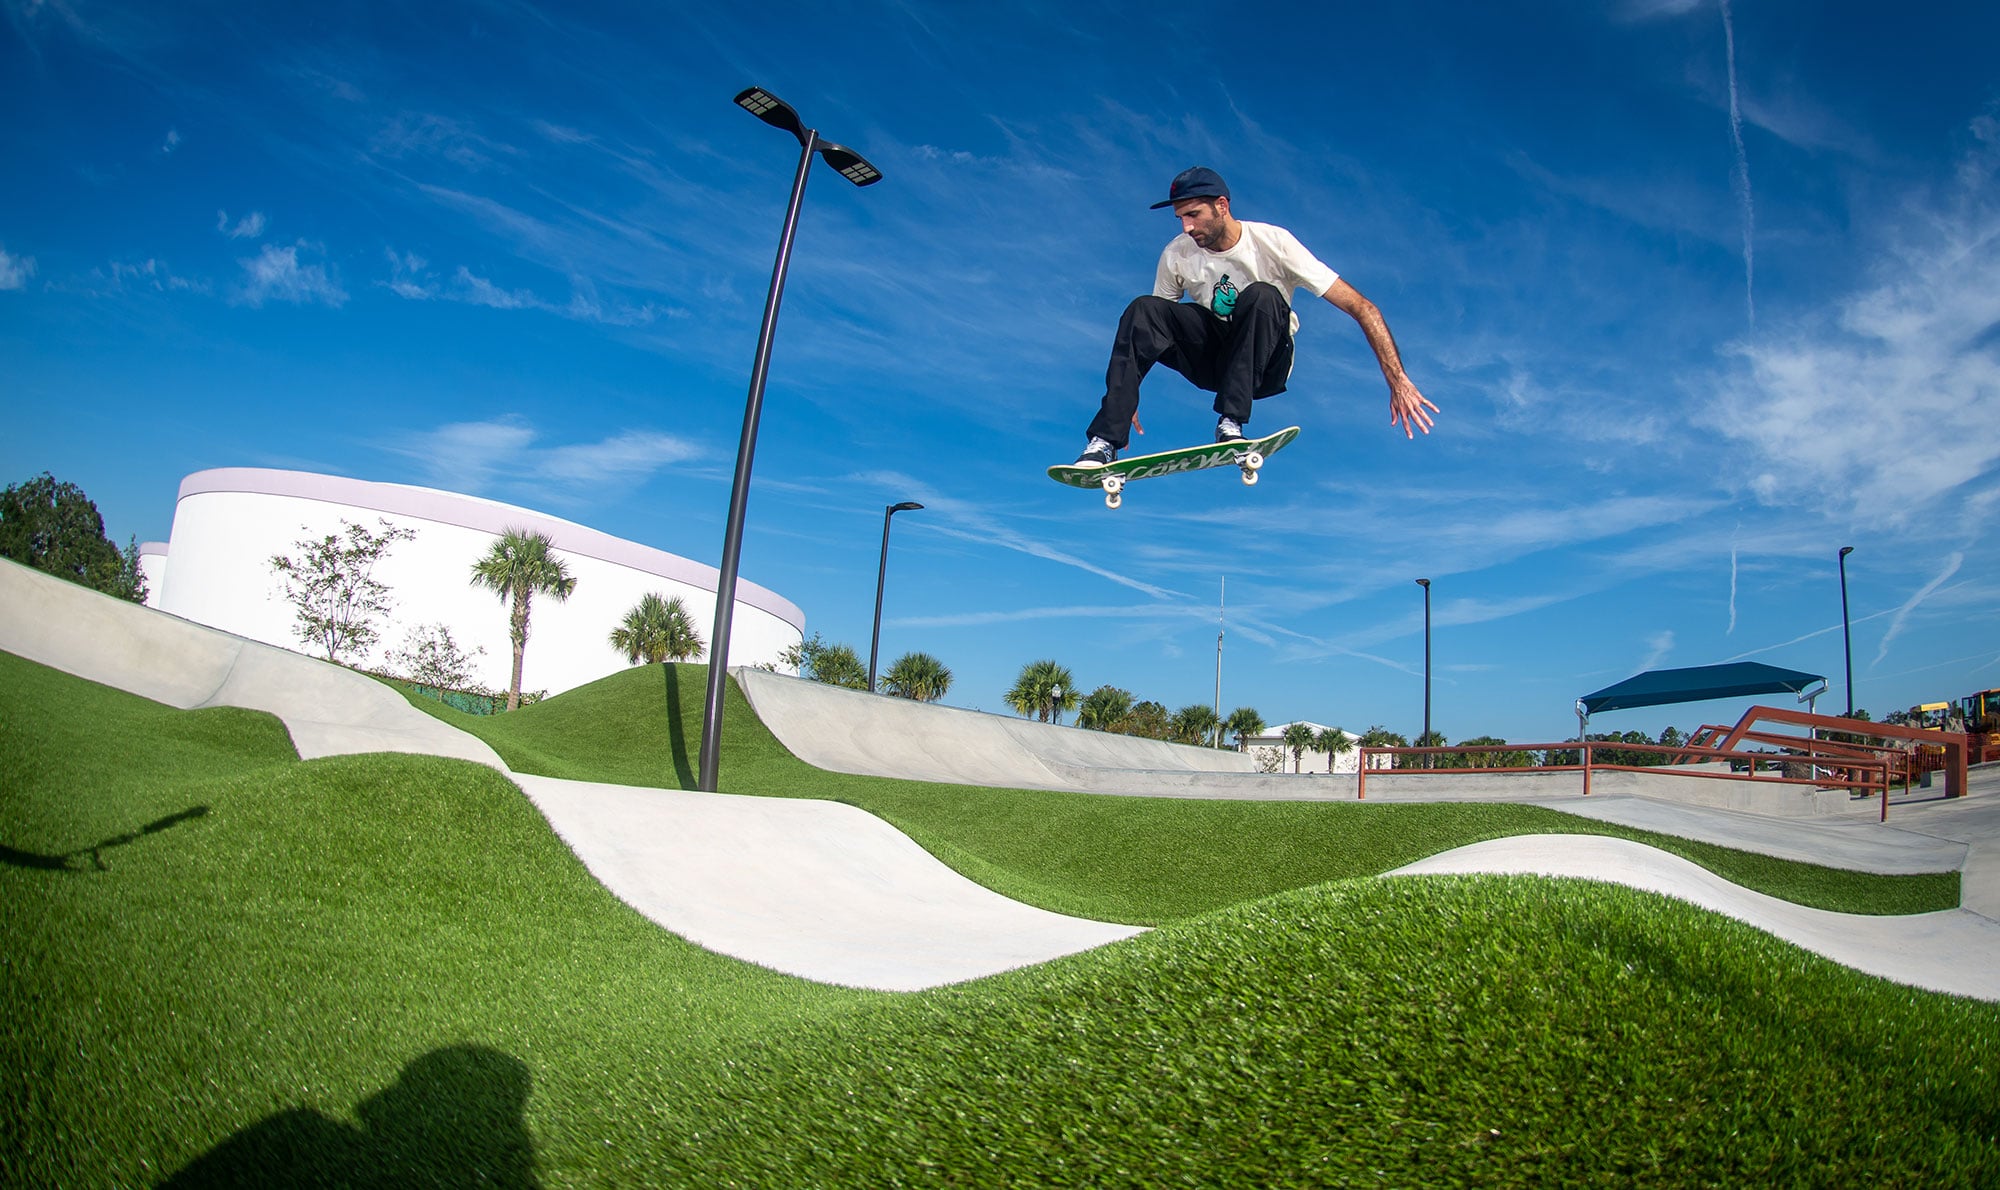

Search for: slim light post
xmin=699 ymin=87 xmax=882 ymax=793
xmin=1838 ymin=546 xmax=1855 ymax=718
xmin=868 ymin=501 xmax=925 ymax=692
xmin=1415 ymin=578 xmax=1432 ymax=766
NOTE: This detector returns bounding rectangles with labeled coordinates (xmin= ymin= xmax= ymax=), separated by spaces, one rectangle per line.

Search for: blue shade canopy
xmin=1577 ymin=663 xmax=1826 ymax=716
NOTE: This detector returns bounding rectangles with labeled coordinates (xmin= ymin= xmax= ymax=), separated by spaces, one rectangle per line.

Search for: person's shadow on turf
xmin=163 ymin=1044 xmax=538 ymax=1188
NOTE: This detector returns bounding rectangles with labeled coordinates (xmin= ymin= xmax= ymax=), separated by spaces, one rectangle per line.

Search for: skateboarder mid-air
xmin=1073 ymin=166 xmax=1438 ymax=467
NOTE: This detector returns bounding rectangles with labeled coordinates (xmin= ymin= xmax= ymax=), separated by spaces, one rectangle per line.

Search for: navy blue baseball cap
xmin=1151 ymin=166 xmax=1231 ymax=209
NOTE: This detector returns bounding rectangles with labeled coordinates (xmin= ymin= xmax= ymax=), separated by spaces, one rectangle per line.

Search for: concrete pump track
xmin=5 ymin=557 xmax=1997 ymax=998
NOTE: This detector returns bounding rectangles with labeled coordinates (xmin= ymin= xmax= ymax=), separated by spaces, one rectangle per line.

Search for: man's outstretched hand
xmin=1390 ymin=377 xmax=1438 ymax=439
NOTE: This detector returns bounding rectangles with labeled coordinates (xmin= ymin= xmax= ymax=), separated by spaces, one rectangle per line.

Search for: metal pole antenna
xmin=1213 ymin=576 xmax=1224 ymax=747
xmin=1838 ymin=546 xmax=1855 ymax=717
xmin=1416 ymin=578 xmax=1432 ymax=766
xmin=698 ymin=130 xmax=817 ymax=793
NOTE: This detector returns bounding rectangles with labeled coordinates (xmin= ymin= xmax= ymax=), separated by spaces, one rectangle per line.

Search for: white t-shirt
xmin=1153 ymin=220 xmax=1339 ymax=335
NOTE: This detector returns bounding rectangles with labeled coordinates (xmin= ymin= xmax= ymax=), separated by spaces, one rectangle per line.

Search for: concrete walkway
xmin=6 ymin=556 xmax=1996 ymax=999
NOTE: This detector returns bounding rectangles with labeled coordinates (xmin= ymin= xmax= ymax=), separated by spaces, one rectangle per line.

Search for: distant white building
xmin=1239 ymin=720 xmax=1363 ymax=774
xmin=143 ymin=467 xmax=804 ymax=698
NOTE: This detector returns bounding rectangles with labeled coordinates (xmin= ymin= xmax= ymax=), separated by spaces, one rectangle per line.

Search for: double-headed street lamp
xmin=698 ymin=87 xmax=882 ymax=793
xmin=868 ymin=501 xmax=925 ymax=692
xmin=1415 ymin=578 xmax=1432 ymax=763
xmin=1838 ymin=545 xmax=1855 ymax=717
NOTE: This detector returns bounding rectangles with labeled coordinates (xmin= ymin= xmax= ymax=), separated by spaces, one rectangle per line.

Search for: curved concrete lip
xmin=1388 ymin=835 xmax=2000 ymax=1001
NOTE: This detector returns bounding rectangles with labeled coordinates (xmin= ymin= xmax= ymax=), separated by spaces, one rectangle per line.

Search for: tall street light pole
xmin=868 ymin=501 xmax=924 ymax=692
xmin=1838 ymin=545 xmax=1855 ymax=717
xmin=699 ymin=87 xmax=881 ymax=793
xmin=1415 ymin=578 xmax=1432 ymax=765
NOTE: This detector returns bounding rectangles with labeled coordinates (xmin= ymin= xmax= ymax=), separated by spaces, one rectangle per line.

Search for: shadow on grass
xmin=663 ymin=663 xmax=694 ymax=789
xmin=163 ymin=1044 xmax=537 ymax=1188
xmin=0 ymin=805 xmax=210 ymax=872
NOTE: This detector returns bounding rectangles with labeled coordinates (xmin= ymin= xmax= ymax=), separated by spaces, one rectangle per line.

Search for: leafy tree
xmin=778 ymin=632 xmax=867 ymax=689
xmin=1169 ymin=704 xmax=1220 ymax=746
xmin=1281 ymin=722 xmax=1317 ymax=773
xmin=269 ymin=518 xmax=417 ymax=665
xmin=1358 ymin=724 xmax=1408 ymax=769
xmin=387 ymin=623 xmax=487 ymax=691
xmin=609 ymin=592 xmax=704 ymax=665
xmin=1077 ymin=685 xmax=1134 ymax=731
xmin=812 ymin=643 xmax=869 ymax=690
xmin=469 ymin=527 xmax=577 ymax=712
xmin=1314 ymin=726 xmax=1354 ymax=772
xmin=1225 ymin=706 xmax=1266 ymax=751
xmin=1118 ymin=700 xmax=1171 ymax=740
xmin=1 ymin=472 xmax=147 ymax=601
xmin=778 ymin=631 xmax=828 ymax=676
xmin=882 ymin=651 xmax=952 ymax=701
xmin=1006 ymin=659 xmax=1076 ymax=724
xmin=1454 ymin=735 xmax=1529 ymax=769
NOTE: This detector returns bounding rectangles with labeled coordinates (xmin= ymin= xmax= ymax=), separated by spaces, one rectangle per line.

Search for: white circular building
xmin=144 ymin=468 xmax=803 ymax=698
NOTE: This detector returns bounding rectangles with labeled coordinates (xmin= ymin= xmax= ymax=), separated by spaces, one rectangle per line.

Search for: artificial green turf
xmin=12 ymin=651 xmax=1998 ymax=1186
xmin=402 ymin=664 xmax=1962 ymax=920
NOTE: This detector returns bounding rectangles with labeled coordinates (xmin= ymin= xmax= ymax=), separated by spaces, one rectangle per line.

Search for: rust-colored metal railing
xmin=1356 ymin=738 xmax=1894 ymax=819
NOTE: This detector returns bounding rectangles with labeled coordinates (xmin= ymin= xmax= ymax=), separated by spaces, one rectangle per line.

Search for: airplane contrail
xmin=1719 ymin=0 xmax=1755 ymax=326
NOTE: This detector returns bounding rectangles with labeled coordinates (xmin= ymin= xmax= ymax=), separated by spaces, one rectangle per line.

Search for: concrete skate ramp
xmin=0 ymin=558 xmax=1140 ymax=989
xmin=736 ymin=667 xmax=1259 ymax=792
xmin=513 ymin=774 xmax=1141 ymax=991
xmin=1389 ymin=835 xmax=2000 ymax=1001
xmin=0 ymin=559 xmax=501 ymax=767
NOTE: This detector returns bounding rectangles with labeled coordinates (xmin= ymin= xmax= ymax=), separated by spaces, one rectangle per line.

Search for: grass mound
xmin=8 ymin=651 xmax=1999 ymax=1185
xmin=641 ymin=877 xmax=2000 ymax=1186
xmin=403 ymin=664 xmax=1961 ymax=920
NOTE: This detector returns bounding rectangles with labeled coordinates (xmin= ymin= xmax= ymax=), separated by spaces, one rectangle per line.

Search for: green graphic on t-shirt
xmin=1211 ymin=274 xmax=1238 ymax=318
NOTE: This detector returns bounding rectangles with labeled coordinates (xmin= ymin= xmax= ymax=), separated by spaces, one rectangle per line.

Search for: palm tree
xmin=1315 ymin=725 xmax=1354 ymax=773
xmin=882 ymin=651 xmax=952 ymax=701
xmin=469 ymin=527 xmax=577 ymax=712
xmin=608 ymin=592 xmax=704 ymax=665
xmin=1225 ymin=706 xmax=1265 ymax=751
xmin=1170 ymin=704 xmax=1220 ymax=746
xmin=1077 ymin=685 xmax=1134 ymax=731
xmin=1005 ymin=659 xmax=1076 ymax=724
xmin=1281 ymin=722 xmax=1317 ymax=773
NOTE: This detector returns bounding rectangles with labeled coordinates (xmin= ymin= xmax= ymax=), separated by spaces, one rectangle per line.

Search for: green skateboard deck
xmin=1047 ymin=426 xmax=1300 ymax=509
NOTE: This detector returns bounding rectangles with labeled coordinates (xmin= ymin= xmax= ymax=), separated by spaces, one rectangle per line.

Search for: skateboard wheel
xmin=1105 ymin=490 xmax=1122 ymax=509
xmin=1244 ymin=450 xmax=1265 ymax=471
xmin=1102 ymin=475 xmax=1124 ymax=495
xmin=1242 ymin=468 xmax=1259 ymax=486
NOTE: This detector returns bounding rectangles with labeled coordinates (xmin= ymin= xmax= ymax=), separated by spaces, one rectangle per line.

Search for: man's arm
xmin=1321 ymin=277 xmax=1437 ymax=439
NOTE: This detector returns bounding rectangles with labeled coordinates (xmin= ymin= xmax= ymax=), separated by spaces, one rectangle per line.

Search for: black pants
xmin=1087 ymin=281 xmax=1294 ymax=450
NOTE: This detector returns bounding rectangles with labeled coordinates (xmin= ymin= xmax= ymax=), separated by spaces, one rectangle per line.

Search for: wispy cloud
xmin=1875 ymin=552 xmax=1963 ymax=666
xmin=382 ymin=417 xmax=700 ymax=495
xmin=160 ymin=127 xmax=179 ymax=154
xmin=1639 ymin=629 xmax=1675 ymax=671
xmin=378 ymin=248 xmax=659 ymax=325
xmin=216 ymin=209 xmax=265 ymax=239
xmin=54 ymin=257 xmax=209 ymax=297
xmin=851 ymin=469 xmax=1181 ymax=600
xmin=235 ymin=242 xmax=345 ymax=307
xmin=0 ymin=247 xmax=34 ymax=290
xmin=1727 ymin=534 xmax=1739 ymax=634
xmin=1705 ymin=111 xmax=2000 ymax=523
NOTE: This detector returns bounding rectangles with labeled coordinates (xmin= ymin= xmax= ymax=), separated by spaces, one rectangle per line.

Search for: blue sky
xmin=5 ymin=0 xmax=1997 ymax=743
